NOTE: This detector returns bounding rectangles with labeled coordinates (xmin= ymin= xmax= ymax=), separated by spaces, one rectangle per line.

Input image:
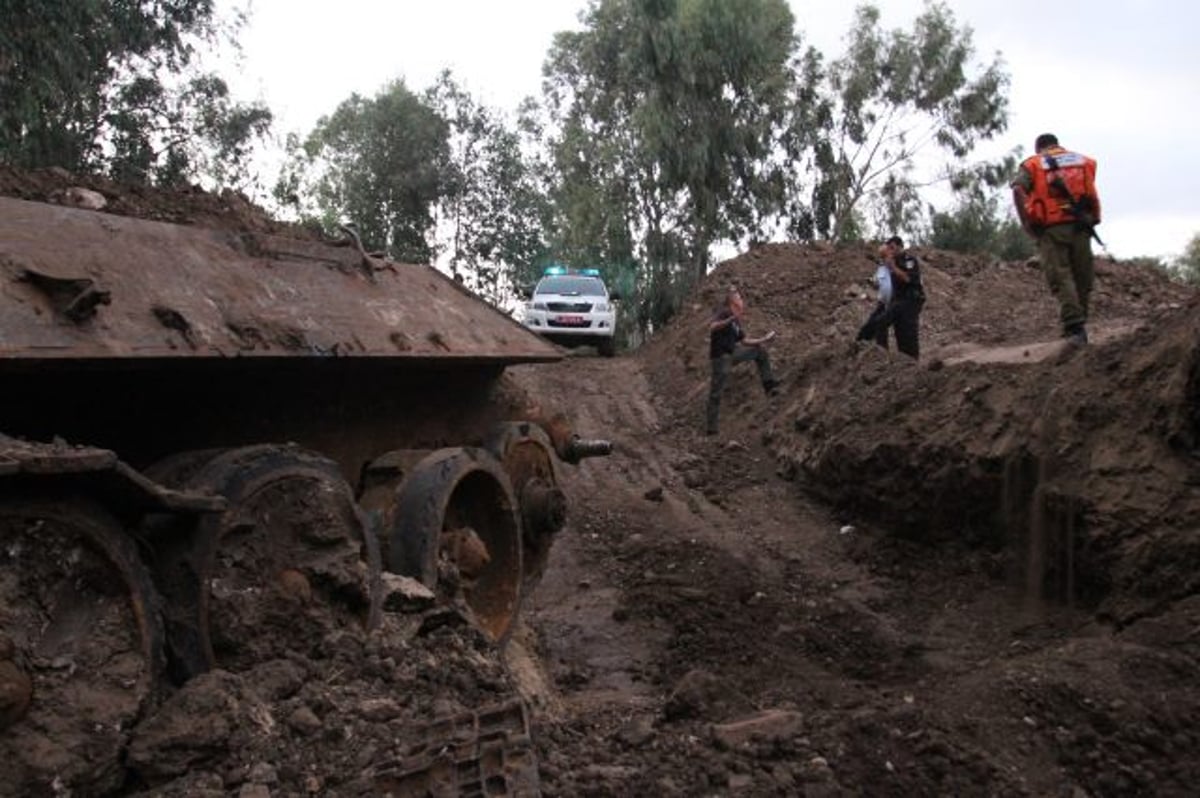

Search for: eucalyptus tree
xmin=925 ymin=189 xmax=1032 ymax=260
xmin=542 ymin=0 xmax=800 ymax=336
xmin=0 ymin=0 xmax=270 ymax=184
xmin=642 ymin=0 xmax=798 ymax=279
xmin=277 ymin=80 xmax=449 ymax=264
xmin=803 ymin=2 xmax=1009 ymax=242
xmin=923 ymin=152 xmax=1031 ymax=259
xmin=424 ymin=72 xmax=549 ymax=306
xmin=1174 ymin=234 xmax=1200 ymax=286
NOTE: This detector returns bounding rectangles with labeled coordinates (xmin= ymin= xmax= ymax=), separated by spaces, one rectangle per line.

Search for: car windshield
xmin=535 ymin=276 xmax=607 ymax=297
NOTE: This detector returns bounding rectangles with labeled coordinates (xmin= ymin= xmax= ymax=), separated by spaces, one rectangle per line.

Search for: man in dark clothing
xmin=871 ymin=236 xmax=925 ymax=359
xmin=706 ymin=286 xmax=779 ymax=435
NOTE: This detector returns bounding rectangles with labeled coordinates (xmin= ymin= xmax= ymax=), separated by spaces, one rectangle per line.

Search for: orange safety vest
xmin=1021 ymin=147 xmax=1101 ymax=228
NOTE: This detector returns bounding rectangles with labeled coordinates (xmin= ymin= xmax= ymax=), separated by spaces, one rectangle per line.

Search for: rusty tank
xmin=0 ymin=193 xmax=609 ymax=793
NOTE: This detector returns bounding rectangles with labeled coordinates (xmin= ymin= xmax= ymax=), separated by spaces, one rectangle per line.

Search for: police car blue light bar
xmin=543 ymin=265 xmax=568 ymax=275
xmin=578 ymin=268 xmax=601 ymax=277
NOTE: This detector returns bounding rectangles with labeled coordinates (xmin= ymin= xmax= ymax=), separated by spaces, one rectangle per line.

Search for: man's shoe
xmin=1064 ymin=324 xmax=1088 ymax=346
xmin=764 ymin=379 xmax=781 ymax=396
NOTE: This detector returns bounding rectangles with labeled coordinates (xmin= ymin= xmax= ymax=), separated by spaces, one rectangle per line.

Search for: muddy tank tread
xmin=369 ymin=698 xmax=539 ymax=796
xmin=0 ymin=495 xmax=167 ymax=794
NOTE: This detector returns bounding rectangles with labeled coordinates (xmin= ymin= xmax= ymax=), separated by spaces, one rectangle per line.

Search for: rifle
xmin=1044 ymin=153 xmax=1105 ymax=247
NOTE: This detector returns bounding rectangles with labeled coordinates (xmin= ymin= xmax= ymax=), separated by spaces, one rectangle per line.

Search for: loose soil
xmin=514 ymin=243 xmax=1199 ymax=797
xmin=2 ymin=170 xmax=1198 ymax=796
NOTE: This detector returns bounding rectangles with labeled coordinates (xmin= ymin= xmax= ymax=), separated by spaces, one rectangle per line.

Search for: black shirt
xmin=892 ymin=252 xmax=923 ymax=300
xmin=710 ymin=309 xmax=743 ymax=358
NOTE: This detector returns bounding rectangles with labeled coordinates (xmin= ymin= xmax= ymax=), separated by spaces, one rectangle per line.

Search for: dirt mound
xmin=123 ymin=606 xmax=530 ymax=797
xmin=567 ymin=240 xmax=1199 ymax=796
xmin=5 ymin=163 xmax=1199 ymax=797
xmin=0 ymin=164 xmax=311 ymax=237
xmin=657 ymin=242 xmax=1200 ymax=614
xmin=641 ymin=242 xmax=1199 ymax=621
xmin=640 ymin=240 xmax=1191 ymax=376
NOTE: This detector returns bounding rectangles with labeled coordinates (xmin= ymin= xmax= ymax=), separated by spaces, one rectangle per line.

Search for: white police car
xmin=522 ymin=266 xmax=618 ymax=356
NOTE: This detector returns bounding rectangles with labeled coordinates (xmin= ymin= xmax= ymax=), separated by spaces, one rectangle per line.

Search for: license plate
xmin=555 ymin=315 xmax=584 ymax=325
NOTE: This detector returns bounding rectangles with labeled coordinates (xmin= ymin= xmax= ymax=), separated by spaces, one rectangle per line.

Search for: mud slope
xmin=529 ymin=241 xmax=1197 ymax=797
xmin=4 ymin=164 xmax=1198 ymax=796
xmin=643 ymin=242 xmax=1199 ymax=620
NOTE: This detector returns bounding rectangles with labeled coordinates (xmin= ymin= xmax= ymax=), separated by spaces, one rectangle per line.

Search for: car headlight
xmin=593 ymin=302 xmax=609 ymax=312
xmin=532 ymin=302 xmax=548 ymax=311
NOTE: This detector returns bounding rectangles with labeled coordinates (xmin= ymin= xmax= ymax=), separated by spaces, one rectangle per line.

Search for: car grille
xmin=546 ymin=301 xmax=593 ymax=312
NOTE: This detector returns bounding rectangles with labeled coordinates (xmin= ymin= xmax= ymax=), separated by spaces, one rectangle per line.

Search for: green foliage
xmin=802 ymin=2 xmax=1009 ymax=242
xmin=926 ymin=169 xmax=1032 ymax=261
xmin=108 ymin=74 xmax=272 ymax=186
xmin=277 ymin=80 xmax=449 ymax=264
xmin=644 ymin=0 xmax=798 ymax=277
xmin=926 ymin=199 xmax=1032 ymax=261
xmin=1173 ymin=233 xmax=1200 ymax=286
xmin=425 ymin=73 xmax=550 ymax=306
xmin=0 ymin=0 xmax=270 ymax=184
xmin=277 ymin=73 xmax=552 ymax=298
xmin=541 ymin=0 xmax=800 ymax=338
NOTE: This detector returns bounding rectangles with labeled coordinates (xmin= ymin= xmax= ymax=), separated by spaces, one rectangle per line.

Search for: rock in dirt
xmin=613 ymin=716 xmax=657 ymax=748
xmin=380 ymin=572 xmax=436 ymax=612
xmin=126 ymin=671 xmax=250 ymax=783
xmin=663 ymin=669 xmax=744 ymax=722
xmin=56 ymin=186 xmax=107 ymax=210
xmin=357 ymin=698 xmax=403 ymax=722
xmin=244 ymin=659 xmax=306 ymax=701
xmin=711 ymin=709 xmax=805 ymax=749
xmin=286 ymin=706 xmax=321 ymax=736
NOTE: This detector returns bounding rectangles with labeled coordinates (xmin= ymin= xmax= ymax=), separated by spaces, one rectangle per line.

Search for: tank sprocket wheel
xmin=486 ymin=422 xmax=567 ymax=587
xmin=0 ymin=497 xmax=164 ymax=795
xmin=148 ymin=445 xmax=382 ymax=675
xmin=390 ymin=448 xmax=523 ymax=644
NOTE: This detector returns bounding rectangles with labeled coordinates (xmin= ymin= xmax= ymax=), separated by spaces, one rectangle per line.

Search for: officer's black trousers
xmin=875 ymin=296 xmax=923 ymax=359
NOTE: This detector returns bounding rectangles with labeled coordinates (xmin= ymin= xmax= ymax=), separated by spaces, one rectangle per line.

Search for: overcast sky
xmin=223 ymin=0 xmax=1199 ymax=260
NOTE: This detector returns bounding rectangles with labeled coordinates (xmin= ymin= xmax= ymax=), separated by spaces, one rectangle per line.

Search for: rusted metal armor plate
xmin=0 ymin=197 xmax=559 ymax=364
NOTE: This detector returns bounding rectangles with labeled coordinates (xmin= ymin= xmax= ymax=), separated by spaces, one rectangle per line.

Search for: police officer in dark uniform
xmin=874 ymin=235 xmax=925 ymax=359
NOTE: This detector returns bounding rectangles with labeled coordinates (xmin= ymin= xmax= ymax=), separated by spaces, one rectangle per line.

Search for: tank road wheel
xmin=0 ymin=498 xmax=164 ymax=795
xmin=487 ymin=422 xmax=568 ymax=588
xmin=390 ymin=448 xmax=523 ymax=644
xmin=149 ymin=445 xmax=382 ymax=675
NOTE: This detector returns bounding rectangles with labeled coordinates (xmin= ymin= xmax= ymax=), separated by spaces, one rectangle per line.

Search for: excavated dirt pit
xmin=1 ymin=171 xmax=1198 ymax=796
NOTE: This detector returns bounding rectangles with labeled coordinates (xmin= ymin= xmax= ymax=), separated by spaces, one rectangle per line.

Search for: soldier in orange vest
xmin=1011 ymin=133 xmax=1102 ymax=345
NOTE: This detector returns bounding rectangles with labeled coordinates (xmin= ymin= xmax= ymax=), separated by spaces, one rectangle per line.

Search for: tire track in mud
xmin=506 ymin=355 xmax=873 ymax=717
xmin=511 ymin=353 xmax=1052 ymax=709
xmin=506 ymin=357 xmax=694 ymax=716
xmin=540 ymin=357 xmax=680 ymax=492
